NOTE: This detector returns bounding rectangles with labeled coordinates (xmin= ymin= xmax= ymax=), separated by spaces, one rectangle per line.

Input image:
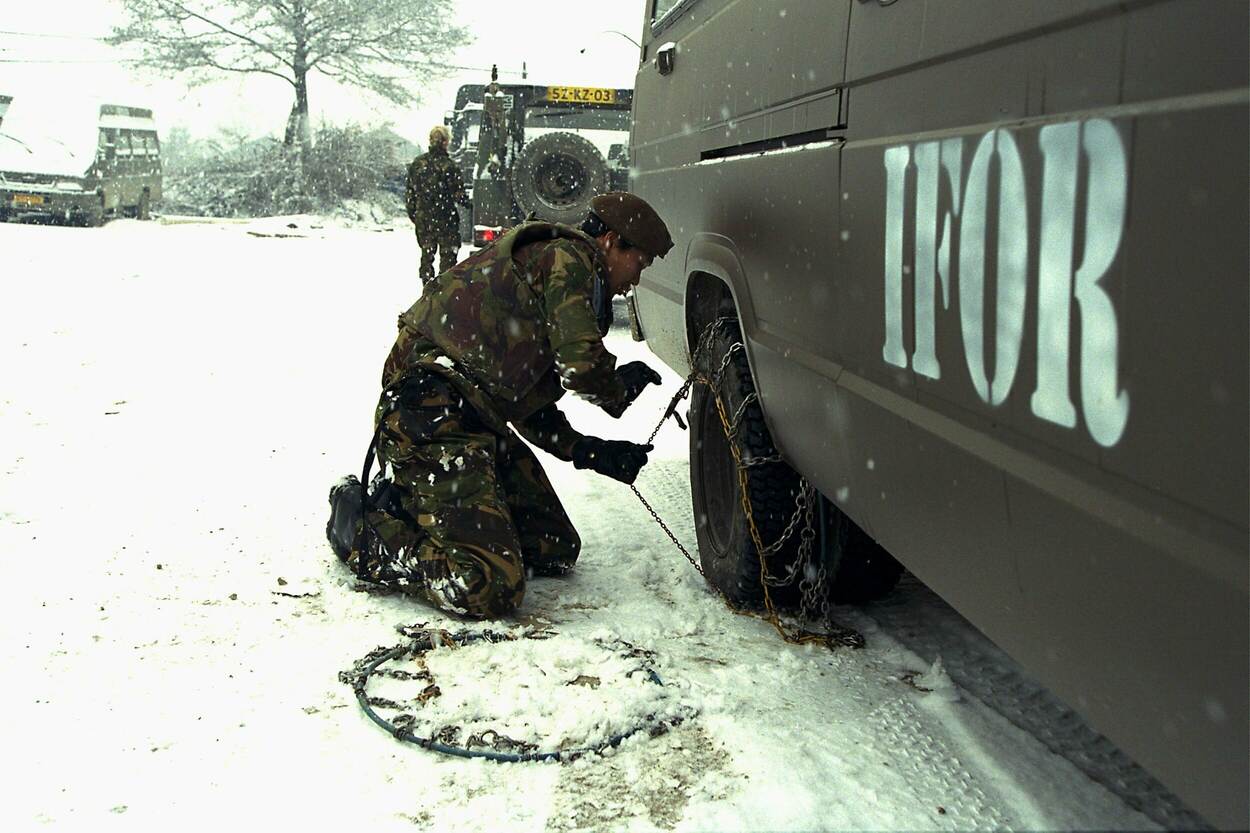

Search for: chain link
xmin=724 ymin=392 xmax=757 ymax=442
xmin=631 ymin=317 xmax=863 ymax=651
xmin=796 ymin=484 xmax=830 ymax=625
xmin=757 ymin=483 xmax=809 ymax=558
xmin=630 ymin=482 xmax=703 ymax=576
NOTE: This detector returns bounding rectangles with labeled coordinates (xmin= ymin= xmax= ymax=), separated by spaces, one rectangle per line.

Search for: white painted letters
xmin=959 ymin=129 xmax=1029 ymax=406
xmin=882 ymin=145 xmax=910 ymax=369
xmin=881 ymin=118 xmax=1129 ymax=446
xmin=912 ymin=139 xmax=962 ymax=380
xmin=1033 ymin=121 xmax=1081 ymax=429
xmin=1075 ymin=119 xmax=1129 ymax=448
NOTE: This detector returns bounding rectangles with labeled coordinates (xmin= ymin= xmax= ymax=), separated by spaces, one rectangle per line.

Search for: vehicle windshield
xmin=451 ymin=108 xmax=483 ymax=151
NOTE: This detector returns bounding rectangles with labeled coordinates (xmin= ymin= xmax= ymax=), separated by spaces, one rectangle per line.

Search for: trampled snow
xmin=0 ymin=214 xmax=1159 ymax=831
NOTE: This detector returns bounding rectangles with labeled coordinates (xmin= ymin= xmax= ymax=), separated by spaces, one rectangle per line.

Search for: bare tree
xmin=109 ymin=0 xmax=468 ymax=153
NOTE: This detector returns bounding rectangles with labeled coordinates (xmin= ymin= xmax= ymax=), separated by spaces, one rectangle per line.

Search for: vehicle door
xmin=633 ymin=0 xmax=852 ymax=380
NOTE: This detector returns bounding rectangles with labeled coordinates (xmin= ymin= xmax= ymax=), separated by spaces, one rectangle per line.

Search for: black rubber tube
xmin=348 ymin=633 xmax=677 ymax=763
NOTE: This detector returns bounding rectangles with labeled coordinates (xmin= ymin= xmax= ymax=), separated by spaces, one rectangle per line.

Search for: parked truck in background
xmin=446 ymin=74 xmax=633 ymax=247
xmin=628 ymin=0 xmax=1248 ymax=828
xmin=0 ymin=98 xmax=161 ymax=226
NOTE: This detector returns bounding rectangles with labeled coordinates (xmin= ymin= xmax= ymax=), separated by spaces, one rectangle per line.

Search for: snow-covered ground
xmin=1 ymin=216 xmax=1162 ymax=831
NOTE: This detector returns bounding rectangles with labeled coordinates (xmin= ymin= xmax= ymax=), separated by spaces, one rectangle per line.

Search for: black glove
xmin=617 ymin=361 xmax=662 ymax=406
xmin=571 ymin=437 xmax=653 ymax=484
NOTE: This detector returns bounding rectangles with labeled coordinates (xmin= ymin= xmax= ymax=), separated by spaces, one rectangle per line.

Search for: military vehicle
xmin=0 ymin=99 xmax=161 ymax=225
xmin=446 ymin=71 xmax=633 ymax=247
xmin=628 ymin=0 xmax=1248 ymax=828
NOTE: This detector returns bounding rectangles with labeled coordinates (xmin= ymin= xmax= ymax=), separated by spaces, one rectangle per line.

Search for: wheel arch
xmin=680 ymin=246 xmax=902 ymax=606
xmin=683 ymin=233 xmax=763 ymax=380
xmin=681 ymin=234 xmax=797 ymax=484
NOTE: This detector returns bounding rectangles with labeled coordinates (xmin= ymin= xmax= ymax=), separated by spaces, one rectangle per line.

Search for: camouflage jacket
xmin=381 ymin=222 xmax=629 ymax=459
xmin=405 ymin=147 xmax=469 ymax=232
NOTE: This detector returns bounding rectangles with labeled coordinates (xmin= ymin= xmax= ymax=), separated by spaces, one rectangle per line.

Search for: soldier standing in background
xmin=405 ymin=125 xmax=470 ymax=285
xmin=327 ymin=193 xmax=673 ymax=619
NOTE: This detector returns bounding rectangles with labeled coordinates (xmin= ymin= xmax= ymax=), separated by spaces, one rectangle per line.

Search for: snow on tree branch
xmin=108 ymin=0 xmax=469 ymax=149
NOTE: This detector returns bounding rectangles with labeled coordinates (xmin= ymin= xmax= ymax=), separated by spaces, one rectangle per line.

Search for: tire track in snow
xmin=863 ymin=575 xmax=1207 ymax=830
xmin=863 ymin=693 xmax=1014 ymax=831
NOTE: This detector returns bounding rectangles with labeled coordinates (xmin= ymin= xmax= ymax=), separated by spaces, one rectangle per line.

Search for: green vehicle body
xmin=629 ymin=0 xmax=1248 ymax=827
xmin=446 ymin=82 xmax=633 ymax=246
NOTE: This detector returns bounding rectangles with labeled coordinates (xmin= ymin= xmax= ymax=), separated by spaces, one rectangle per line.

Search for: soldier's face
xmin=602 ymin=234 xmax=653 ymax=296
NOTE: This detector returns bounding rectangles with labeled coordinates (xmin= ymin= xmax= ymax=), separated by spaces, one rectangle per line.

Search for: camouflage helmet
xmin=590 ymin=192 xmax=674 ymax=259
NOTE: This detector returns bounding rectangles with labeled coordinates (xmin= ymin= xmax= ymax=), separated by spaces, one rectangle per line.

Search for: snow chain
xmin=339 ymin=624 xmax=693 ymax=762
xmin=634 ymin=317 xmax=863 ymax=651
xmin=341 ymin=325 xmax=858 ymax=760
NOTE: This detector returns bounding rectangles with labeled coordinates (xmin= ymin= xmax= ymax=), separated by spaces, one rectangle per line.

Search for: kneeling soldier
xmin=329 ymin=192 xmax=673 ymax=618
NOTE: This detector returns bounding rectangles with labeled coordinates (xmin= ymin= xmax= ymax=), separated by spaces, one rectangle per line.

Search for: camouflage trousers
xmin=344 ymin=371 xmax=580 ymax=618
xmin=415 ymin=224 xmax=461 ymax=285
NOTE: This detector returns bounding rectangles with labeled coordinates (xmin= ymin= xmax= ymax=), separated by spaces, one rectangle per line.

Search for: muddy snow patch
xmin=356 ymin=628 xmax=698 ymax=755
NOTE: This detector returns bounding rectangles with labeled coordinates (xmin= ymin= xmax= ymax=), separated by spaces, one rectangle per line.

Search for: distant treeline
xmin=161 ymin=124 xmax=420 ymax=218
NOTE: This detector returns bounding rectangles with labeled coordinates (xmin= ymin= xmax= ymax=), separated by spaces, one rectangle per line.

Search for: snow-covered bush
xmin=161 ymin=124 xmax=414 ymax=218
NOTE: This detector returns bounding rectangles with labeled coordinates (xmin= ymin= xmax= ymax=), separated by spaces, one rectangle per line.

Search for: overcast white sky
xmin=0 ymin=1 xmax=646 ymax=145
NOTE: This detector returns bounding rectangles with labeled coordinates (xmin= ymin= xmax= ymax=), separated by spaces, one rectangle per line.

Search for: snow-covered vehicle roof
xmin=0 ymin=97 xmax=157 ymax=178
xmin=0 ymin=98 xmax=97 ymax=176
xmin=0 ymin=129 xmax=88 ymax=178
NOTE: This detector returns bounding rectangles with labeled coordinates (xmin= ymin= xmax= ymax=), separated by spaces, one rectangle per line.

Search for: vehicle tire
xmin=510 ymin=131 xmax=608 ymax=225
xmin=85 ymin=193 xmax=106 ymax=227
xmin=137 ymin=189 xmax=151 ymax=221
xmin=689 ymin=319 xmax=903 ymax=608
xmin=689 ymin=320 xmax=804 ymax=605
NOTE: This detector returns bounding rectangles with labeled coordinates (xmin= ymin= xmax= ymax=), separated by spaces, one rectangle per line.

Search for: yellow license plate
xmin=546 ymin=86 xmax=616 ymax=105
xmin=13 ymin=193 xmax=44 ymax=206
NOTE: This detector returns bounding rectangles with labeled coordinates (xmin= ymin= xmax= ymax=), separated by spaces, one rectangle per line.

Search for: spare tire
xmin=510 ymin=131 xmax=608 ymax=225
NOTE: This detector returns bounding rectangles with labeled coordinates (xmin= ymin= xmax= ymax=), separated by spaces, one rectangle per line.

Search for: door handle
xmin=655 ymin=41 xmax=677 ymax=76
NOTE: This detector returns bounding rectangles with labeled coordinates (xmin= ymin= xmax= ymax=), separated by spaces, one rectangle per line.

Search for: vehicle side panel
xmin=633 ymin=0 xmax=1248 ymax=825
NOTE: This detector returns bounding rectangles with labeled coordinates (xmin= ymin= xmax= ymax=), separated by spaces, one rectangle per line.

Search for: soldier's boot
xmin=326 ymin=475 xmax=364 ymax=563
xmin=418 ymin=259 xmax=436 ymax=285
xmin=417 ymin=237 xmax=437 ymax=284
xmin=327 ymin=473 xmax=420 ymax=586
